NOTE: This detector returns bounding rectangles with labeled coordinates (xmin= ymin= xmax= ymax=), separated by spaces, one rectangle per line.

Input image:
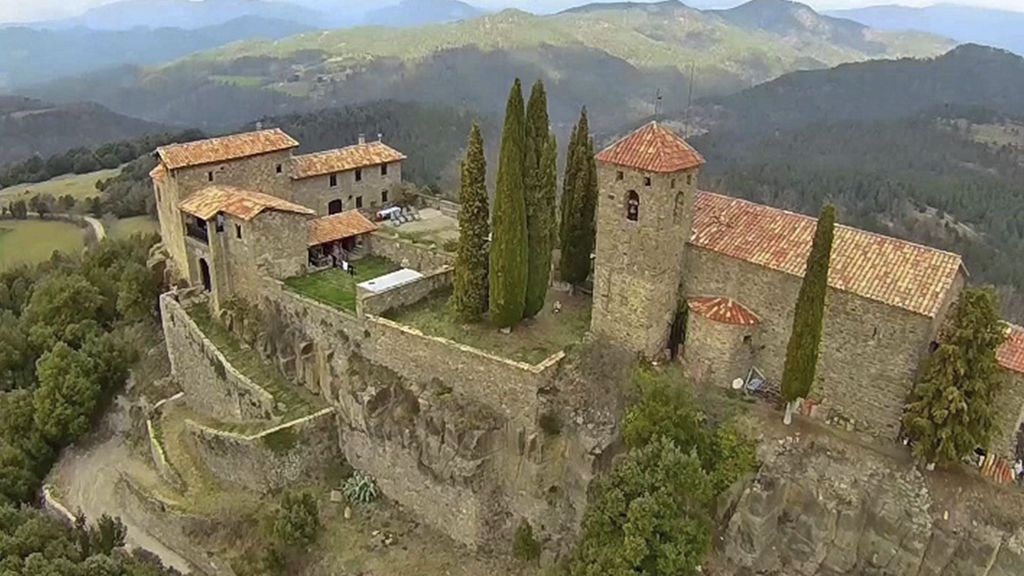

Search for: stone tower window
xmin=687 ymin=173 xmax=693 ymax=186
xmin=330 ymin=174 xmax=338 ymax=188
xmin=235 ymin=224 xmax=242 ymax=239
xmin=670 ymin=179 xmax=676 ymax=189
xmin=673 ymin=192 xmax=686 ymax=224
xmin=381 ymin=163 xmax=388 ymax=176
xmin=276 ymin=163 xmax=283 ymax=174
xmin=643 ymin=176 xmax=652 ymax=187
xmin=207 ymin=171 xmax=214 ymax=182
xmin=616 ymin=170 xmax=624 ymax=181
xmin=355 ymin=169 xmax=363 ymax=182
xmin=328 ymin=199 xmax=342 ymax=214
xmin=626 ymin=190 xmax=639 ymax=222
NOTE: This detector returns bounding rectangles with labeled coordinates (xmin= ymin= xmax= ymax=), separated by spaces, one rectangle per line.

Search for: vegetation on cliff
xmin=559 ymin=108 xmax=598 ymax=286
xmin=903 ymin=287 xmax=1007 ymax=466
xmin=488 ymin=79 xmax=529 ymax=328
xmin=451 ymin=123 xmax=490 ymax=322
xmin=780 ymin=204 xmax=836 ymax=424
xmin=524 ymin=80 xmax=555 ymax=318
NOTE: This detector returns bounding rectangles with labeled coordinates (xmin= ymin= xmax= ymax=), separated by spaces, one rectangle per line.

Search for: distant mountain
xmin=0 ymin=16 xmax=314 ymax=90
xmin=21 ymin=0 xmax=952 ymax=131
xmin=363 ymin=0 xmax=485 ymax=27
xmin=0 ymin=96 xmax=171 ymax=165
xmin=37 ymin=0 xmax=331 ymax=30
xmin=829 ymin=4 xmax=1024 ymax=56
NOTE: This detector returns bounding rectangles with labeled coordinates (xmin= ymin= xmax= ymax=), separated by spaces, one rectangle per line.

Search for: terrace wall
xmin=367 ymin=232 xmax=453 ymax=272
xmin=161 ymin=291 xmax=275 ymax=423
xmin=185 ymin=407 xmax=339 ymax=493
xmin=356 ymin=267 xmax=453 ymax=317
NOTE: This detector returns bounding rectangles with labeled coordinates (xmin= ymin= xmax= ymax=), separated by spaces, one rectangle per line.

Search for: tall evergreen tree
xmin=559 ymin=122 xmax=580 ymax=245
xmin=780 ymin=204 xmax=837 ymax=424
xmin=524 ymin=80 xmax=554 ymax=318
xmin=489 ymin=79 xmax=529 ymax=328
xmin=451 ymin=123 xmax=490 ymax=322
xmin=560 ymin=108 xmax=598 ymax=286
xmin=903 ymin=288 xmax=1007 ymax=467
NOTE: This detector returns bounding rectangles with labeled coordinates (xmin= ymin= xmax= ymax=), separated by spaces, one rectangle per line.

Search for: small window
xmin=328 ymin=199 xmax=342 ymax=214
xmin=381 ymin=164 xmax=388 ymax=176
xmin=235 ymin=224 xmax=242 ymax=239
xmin=643 ymin=176 xmax=652 ymax=187
xmin=356 ymin=195 xmax=363 ymax=208
xmin=207 ymin=171 xmax=214 ymax=182
xmin=276 ymin=164 xmax=283 ymax=174
xmin=673 ymin=192 xmax=686 ymax=224
xmin=355 ymin=169 xmax=363 ymax=182
xmin=626 ymin=190 xmax=639 ymax=222
xmin=687 ymin=173 xmax=693 ymax=185
xmin=329 ymin=174 xmax=338 ymax=188
xmin=382 ymin=189 xmax=389 ymax=203
xmin=872 ymin=326 xmax=880 ymax=340
xmin=215 ymin=214 xmax=224 ymax=233
xmin=670 ymin=179 xmax=676 ymax=189
xmin=156 ymin=187 xmax=161 ymax=203
xmin=743 ymin=335 xmax=752 ymax=345
xmin=616 ymin=171 xmax=624 ymax=181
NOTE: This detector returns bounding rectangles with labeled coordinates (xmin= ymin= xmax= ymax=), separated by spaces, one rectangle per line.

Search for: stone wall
xmin=357 ymin=267 xmax=453 ymax=317
xmin=591 ymin=163 xmax=696 ymax=357
xmin=291 ymin=161 xmax=402 ymax=216
xmin=685 ymin=311 xmax=759 ymax=388
xmin=409 ymin=190 xmax=460 ymax=219
xmin=367 ymin=232 xmax=454 ymax=272
xmin=718 ymin=430 xmax=1024 ymax=576
xmin=992 ymin=370 xmax=1024 ymax=458
xmin=161 ymin=292 xmax=275 ymax=423
xmin=186 ymin=407 xmax=339 ymax=493
xmin=684 ymin=247 xmax=943 ymax=440
xmin=361 ymin=315 xmax=563 ymax=422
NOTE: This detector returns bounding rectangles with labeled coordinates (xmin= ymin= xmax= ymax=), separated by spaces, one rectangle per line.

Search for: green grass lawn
xmin=283 ymin=256 xmax=399 ymax=312
xmin=109 ymin=215 xmax=160 ymax=240
xmin=386 ymin=288 xmax=592 ymax=364
xmin=0 ymin=219 xmax=86 ymax=270
xmin=187 ymin=303 xmax=325 ymax=422
xmin=0 ymin=167 xmax=122 ymax=203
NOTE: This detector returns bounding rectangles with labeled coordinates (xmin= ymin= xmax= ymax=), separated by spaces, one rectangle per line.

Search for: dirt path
xmin=82 ymin=215 xmax=106 ymax=240
xmin=49 ymin=397 xmax=194 ymax=574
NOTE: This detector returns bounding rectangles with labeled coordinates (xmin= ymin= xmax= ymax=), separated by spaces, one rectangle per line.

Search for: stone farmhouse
xmin=150 ymin=121 xmax=1024 ymax=551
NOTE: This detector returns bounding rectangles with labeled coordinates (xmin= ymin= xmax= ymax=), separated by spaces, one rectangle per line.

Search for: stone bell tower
xmin=590 ymin=121 xmax=705 ymax=357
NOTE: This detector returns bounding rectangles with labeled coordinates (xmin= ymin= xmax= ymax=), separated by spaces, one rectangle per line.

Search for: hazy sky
xmin=1 ymin=0 xmax=1022 ymax=23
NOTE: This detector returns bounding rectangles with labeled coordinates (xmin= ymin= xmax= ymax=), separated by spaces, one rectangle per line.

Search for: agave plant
xmin=342 ymin=471 xmax=380 ymax=505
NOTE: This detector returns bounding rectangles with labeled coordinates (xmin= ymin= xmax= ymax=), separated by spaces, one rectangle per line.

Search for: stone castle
xmin=150 ymin=121 xmax=1024 ymax=554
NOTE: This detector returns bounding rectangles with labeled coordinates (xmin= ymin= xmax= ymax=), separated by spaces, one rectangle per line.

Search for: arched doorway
xmin=328 ymin=199 xmax=343 ymax=214
xmin=199 ymin=258 xmax=212 ymax=292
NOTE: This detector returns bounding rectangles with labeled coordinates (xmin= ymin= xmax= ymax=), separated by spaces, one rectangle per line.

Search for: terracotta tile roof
xmin=690 ymin=192 xmax=964 ymax=318
xmin=178 ymin=185 xmax=314 ymax=222
xmin=688 ymin=296 xmax=760 ymax=326
xmin=997 ymin=325 xmax=1024 ymax=375
xmin=291 ymin=142 xmax=406 ymax=180
xmin=595 ymin=121 xmax=705 ymax=173
xmin=156 ymin=129 xmax=298 ymax=170
xmin=149 ymin=164 xmax=166 ymax=182
xmin=308 ymin=210 xmax=378 ymax=246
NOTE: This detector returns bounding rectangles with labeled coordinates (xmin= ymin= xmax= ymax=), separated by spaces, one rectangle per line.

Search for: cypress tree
xmin=451 ymin=123 xmax=490 ymax=322
xmin=489 ymin=79 xmax=529 ymax=328
xmin=559 ymin=122 xmax=580 ymax=245
xmin=560 ymin=108 xmax=597 ymax=286
xmin=780 ymin=204 xmax=837 ymax=424
xmin=524 ymin=80 xmax=553 ymax=318
xmin=903 ymin=288 xmax=1006 ymax=467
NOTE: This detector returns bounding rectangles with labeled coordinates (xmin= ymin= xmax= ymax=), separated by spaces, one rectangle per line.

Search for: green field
xmin=109 ymin=215 xmax=160 ymax=240
xmin=0 ymin=219 xmax=86 ymax=270
xmin=0 ymin=167 xmax=122 ymax=203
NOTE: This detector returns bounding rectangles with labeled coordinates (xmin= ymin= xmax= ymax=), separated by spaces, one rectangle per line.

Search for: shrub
xmin=342 ymin=471 xmax=380 ymax=505
xmin=272 ymin=491 xmax=320 ymax=548
xmin=513 ymin=519 xmax=541 ymax=564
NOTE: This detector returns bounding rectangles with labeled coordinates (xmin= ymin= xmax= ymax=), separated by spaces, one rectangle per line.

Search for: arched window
xmin=673 ymin=192 xmax=686 ymax=224
xmin=328 ymin=199 xmax=343 ymax=214
xmin=626 ymin=190 xmax=639 ymax=222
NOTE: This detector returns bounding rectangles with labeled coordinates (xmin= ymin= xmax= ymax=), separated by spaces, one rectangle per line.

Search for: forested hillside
xmin=18 ymin=0 xmax=950 ymax=132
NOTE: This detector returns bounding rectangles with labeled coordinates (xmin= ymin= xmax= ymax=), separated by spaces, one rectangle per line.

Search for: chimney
xmin=377 ymin=133 xmax=383 ymax=142
xmin=358 ymin=133 xmax=366 ymax=145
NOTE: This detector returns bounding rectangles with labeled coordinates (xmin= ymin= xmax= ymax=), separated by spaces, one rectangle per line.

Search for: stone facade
xmin=160 ymin=292 xmax=276 ymax=423
xmin=683 ymin=246 xmax=966 ymax=440
xmin=591 ymin=162 xmax=697 ymax=357
xmin=291 ymin=161 xmax=402 ymax=216
xmin=186 ymin=408 xmax=339 ymax=493
xmin=366 ymin=232 xmax=454 ymax=272
xmin=684 ymin=307 xmax=759 ymax=388
xmin=992 ymin=370 xmax=1024 ymax=458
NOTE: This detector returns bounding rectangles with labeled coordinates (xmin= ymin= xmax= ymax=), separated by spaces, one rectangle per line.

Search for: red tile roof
xmin=178 ymin=186 xmax=314 ymax=222
xmin=998 ymin=325 xmax=1024 ymax=375
xmin=157 ymin=129 xmax=298 ymax=170
xmin=595 ymin=121 xmax=705 ymax=173
xmin=690 ymin=192 xmax=964 ymax=318
xmin=688 ymin=297 xmax=760 ymax=326
xmin=291 ymin=142 xmax=406 ymax=180
xmin=308 ymin=210 xmax=378 ymax=246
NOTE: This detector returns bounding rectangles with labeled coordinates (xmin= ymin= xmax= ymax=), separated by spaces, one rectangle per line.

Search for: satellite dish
xmin=731 ymin=378 xmax=744 ymax=390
